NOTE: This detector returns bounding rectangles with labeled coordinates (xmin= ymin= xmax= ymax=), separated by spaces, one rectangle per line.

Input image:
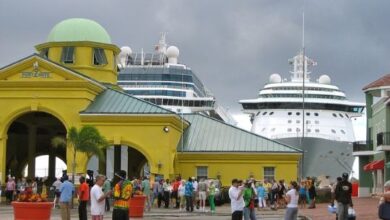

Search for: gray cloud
xmin=1 ymin=0 xmax=390 ymax=115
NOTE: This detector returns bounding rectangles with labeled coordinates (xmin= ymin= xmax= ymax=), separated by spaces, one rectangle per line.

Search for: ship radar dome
xmin=319 ymin=75 xmax=331 ymax=84
xmin=269 ymin=73 xmax=282 ymax=83
xmin=166 ymin=46 xmax=179 ymax=64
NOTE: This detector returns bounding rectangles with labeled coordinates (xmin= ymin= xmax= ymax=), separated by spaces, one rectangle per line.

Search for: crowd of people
xmin=228 ymin=174 xmax=355 ymax=220
xmin=1 ymin=171 xmax=359 ymax=220
xmin=3 ymin=176 xmax=49 ymax=204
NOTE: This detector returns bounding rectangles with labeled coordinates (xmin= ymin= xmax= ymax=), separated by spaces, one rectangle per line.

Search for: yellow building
xmin=0 ymin=18 xmax=301 ymax=186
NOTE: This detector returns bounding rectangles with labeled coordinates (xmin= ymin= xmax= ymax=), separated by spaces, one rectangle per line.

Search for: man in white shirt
xmin=91 ymin=174 xmax=111 ymax=220
xmin=228 ymin=179 xmax=244 ymax=220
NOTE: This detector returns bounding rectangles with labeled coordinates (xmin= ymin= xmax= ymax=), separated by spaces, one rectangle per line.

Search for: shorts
xmin=299 ymin=194 xmax=306 ymax=202
xmin=199 ymin=191 xmax=207 ymax=201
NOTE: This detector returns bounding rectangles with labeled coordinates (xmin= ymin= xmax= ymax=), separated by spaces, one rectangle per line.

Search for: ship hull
xmin=276 ymin=137 xmax=354 ymax=179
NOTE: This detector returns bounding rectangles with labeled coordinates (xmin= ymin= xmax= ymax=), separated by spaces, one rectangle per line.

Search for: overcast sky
xmin=1 ymin=0 xmax=389 ymax=117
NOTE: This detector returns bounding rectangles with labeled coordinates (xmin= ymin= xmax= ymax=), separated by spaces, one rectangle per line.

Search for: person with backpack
xmin=335 ymin=173 xmax=353 ymax=220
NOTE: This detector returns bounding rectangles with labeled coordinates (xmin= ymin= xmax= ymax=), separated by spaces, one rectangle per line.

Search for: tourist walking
xmin=298 ymin=180 xmax=307 ymax=209
xmin=198 ymin=178 xmax=208 ymax=212
xmin=91 ymin=174 xmax=111 ymax=220
xmin=185 ymin=177 xmax=194 ymax=212
xmin=172 ymin=177 xmax=181 ymax=208
xmin=270 ymin=179 xmax=279 ymax=209
xmin=151 ymin=178 xmax=159 ymax=208
xmin=59 ymin=176 xmax=75 ymax=220
xmin=78 ymin=176 xmax=89 ymax=220
xmin=5 ymin=176 xmax=16 ymax=204
xmin=163 ymin=179 xmax=171 ymax=208
xmin=256 ymin=182 xmax=267 ymax=210
xmin=52 ymin=177 xmax=62 ymax=208
xmin=141 ymin=176 xmax=151 ymax=211
xmin=178 ymin=180 xmax=186 ymax=211
xmin=379 ymin=181 xmax=390 ymax=220
xmin=243 ymin=180 xmax=257 ymax=220
xmin=284 ymin=181 xmax=299 ymax=220
xmin=103 ymin=177 xmax=112 ymax=211
xmin=112 ymin=170 xmax=133 ymax=220
xmin=335 ymin=173 xmax=353 ymax=220
xmin=307 ymin=179 xmax=316 ymax=209
xmin=157 ymin=179 xmax=164 ymax=208
xmin=278 ymin=179 xmax=287 ymax=208
xmin=229 ymin=179 xmax=245 ymax=220
xmin=192 ymin=177 xmax=199 ymax=209
xmin=208 ymin=181 xmax=216 ymax=214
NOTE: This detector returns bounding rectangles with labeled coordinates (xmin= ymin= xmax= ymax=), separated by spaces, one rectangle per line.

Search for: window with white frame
xmin=196 ymin=166 xmax=208 ymax=180
xmin=61 ymin=46 xmax=75 ymax=64
xmin=93 ymin=48 xmax=108 ymax=65
xmin=263 ymin=167 xmax=275 ymax=181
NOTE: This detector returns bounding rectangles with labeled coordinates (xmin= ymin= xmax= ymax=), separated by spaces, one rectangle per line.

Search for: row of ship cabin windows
xmin=258 ymin=111 xmax=350 ymax=118
xmin=261 ymin=127 xmax=346 ymax=134
xmin=288 ymin=120 xmax=319 ymax=124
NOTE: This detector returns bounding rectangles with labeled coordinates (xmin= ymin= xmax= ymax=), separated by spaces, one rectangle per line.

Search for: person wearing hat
xmin=335 ymin=173 xmax=353 ymax=220
xmin=112 ymin=170 xmax=133 ymax=220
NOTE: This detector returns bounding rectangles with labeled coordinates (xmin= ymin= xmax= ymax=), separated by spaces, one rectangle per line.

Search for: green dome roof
xmin=47 ymin=18 xmax=111 ymax=44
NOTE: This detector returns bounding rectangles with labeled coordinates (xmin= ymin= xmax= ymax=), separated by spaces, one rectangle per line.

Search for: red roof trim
xmin=363 ymin=74 xmax=390 ymax=91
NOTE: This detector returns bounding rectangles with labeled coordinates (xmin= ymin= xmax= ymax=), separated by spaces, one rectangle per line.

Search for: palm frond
xmin=68 ymin=125 xmax=107 ymax=162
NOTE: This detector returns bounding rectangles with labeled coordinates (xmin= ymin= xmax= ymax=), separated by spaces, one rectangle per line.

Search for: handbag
xmin=327 ymin=205 xmax=337 ymax=214
xmin=348 ymin=207 xmax=356 ymax=220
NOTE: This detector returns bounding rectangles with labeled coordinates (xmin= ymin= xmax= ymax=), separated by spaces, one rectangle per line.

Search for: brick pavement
xmin=299 ymin=197 xmax=378 ymax=220
xmin=0 ymin=197 xmax=379 ymax=219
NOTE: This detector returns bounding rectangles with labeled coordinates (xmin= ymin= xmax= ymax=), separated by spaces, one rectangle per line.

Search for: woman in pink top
xmin=6 ymin=177 xmax=16 ymax=204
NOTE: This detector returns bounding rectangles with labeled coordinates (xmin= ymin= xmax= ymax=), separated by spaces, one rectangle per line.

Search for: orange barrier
xmin=128 ymin=195 xmax=146 ymax=217
xmin=352 ymin=182 xmax=358 ymax=197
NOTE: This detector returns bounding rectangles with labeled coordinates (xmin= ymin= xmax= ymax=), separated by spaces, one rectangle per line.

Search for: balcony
xmin=377 ymin=132 xmax=390 ymax=151
xmin=352 ymin=141 xmax=376 ymax=156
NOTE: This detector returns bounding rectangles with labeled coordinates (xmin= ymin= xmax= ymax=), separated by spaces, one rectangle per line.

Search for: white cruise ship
xmin=240 ymin=51 xmax=365 ymax=178
xmin=116 ymin=34 xmax=236 ymax=125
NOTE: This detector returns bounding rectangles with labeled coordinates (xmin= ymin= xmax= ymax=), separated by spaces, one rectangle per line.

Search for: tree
xmin=52 ymin=125 xmax=108 ymax=182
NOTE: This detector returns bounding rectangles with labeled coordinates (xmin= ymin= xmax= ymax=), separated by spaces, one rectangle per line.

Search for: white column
xmin=106 ymin=146 xmax=114 ymax=180
xmin=121 ymin=145 xmax=128 ymax=173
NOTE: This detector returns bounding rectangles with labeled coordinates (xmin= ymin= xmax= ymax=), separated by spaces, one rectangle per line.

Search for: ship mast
xmin=300 ymin=7 xmax=306 ymax=180
xmin=302 ymin=11 xmax=305 ymax=144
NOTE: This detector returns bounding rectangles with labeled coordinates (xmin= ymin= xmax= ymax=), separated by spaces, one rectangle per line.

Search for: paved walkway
xmin=0 ymin=197 xmax=379 ymax=219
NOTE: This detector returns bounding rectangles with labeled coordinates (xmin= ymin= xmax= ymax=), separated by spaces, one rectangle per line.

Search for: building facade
xmin=354 ymin=74 xmax=390 ymax=196
xmin=0 ymin=18 xmax=301 ymax=186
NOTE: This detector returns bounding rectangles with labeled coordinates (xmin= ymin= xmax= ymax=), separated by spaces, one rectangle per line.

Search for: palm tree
xmin=52 ymin=125 xmax=108 ymax=182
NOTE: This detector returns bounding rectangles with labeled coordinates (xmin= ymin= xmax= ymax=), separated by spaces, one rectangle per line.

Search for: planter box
xmin=12 ymin=202 xmax=53 ymax=220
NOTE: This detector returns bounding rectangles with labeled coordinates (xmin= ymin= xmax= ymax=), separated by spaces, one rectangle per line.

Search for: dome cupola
xmin=35 ymin=18 xmax=120 ymax=85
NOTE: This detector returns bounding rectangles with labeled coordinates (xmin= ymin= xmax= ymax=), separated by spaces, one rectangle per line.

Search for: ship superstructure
xmin=240 ymin=51 xmax=365 ymax=178
xmin=117 ymin=34 xmax=235 ymax=124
